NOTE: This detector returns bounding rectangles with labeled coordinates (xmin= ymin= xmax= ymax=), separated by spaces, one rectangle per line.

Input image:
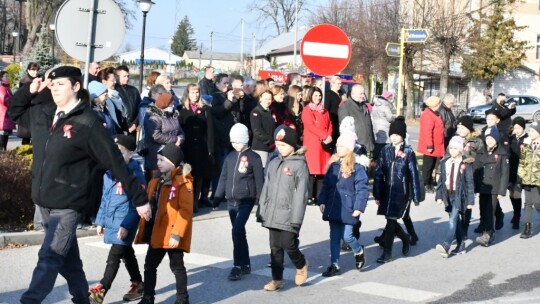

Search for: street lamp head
xmin=12 ymin=31 xmax=19 ymax=37
xmin=49 ymin=23 xmax=55 ymax=31
xmin=138 ymin=0 xmax=154 ymax=13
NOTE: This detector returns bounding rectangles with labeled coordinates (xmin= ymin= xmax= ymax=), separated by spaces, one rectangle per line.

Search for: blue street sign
xmin=386 ymin=43 xmax=400 ymax=57
xmin=405 ymin=29 xmax=429 ymax=43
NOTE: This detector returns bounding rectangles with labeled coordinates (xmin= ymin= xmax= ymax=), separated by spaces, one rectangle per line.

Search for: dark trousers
xmin=422 ymin=155 xmax=439 ymax=186
xmin=479 ymin=193 xmax=498 ymax=232
xmin=143 ymin=246 xmax=188 ymax=301
xmin=0 ymin=134 xmax=8 ymax=151
xmin=403 ymin=204 xmax=417 ymax=239
xmin=309 ymin=175 xmax=323 ymax=200
xmin=21 ymin=207 xmax=89 ymax=304
xmin=100 ymin=244 xmax=142 ymax=290
xmin=383 ymin=219 xmax=409 ymax=253
xmin=462 ymin=208 xmax=472 ymax=237
xmin=228 ymin=202 xmax=254 ymax=266
xmin=269 ymin=228 xmax=306 ymax=281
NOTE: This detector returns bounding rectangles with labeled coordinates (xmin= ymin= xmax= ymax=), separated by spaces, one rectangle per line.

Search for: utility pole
xmin=251 ymin=33 xmax=256 ymax=77
xmin=198 ymin=42 xmax=203 ymax=74
xmin=240 ymin=18 xmax=244 ymax=76
xmin=293 ymin=0 xmax=298 ymax=69
xmin=210 ymin=31 xmax=213 ymax=66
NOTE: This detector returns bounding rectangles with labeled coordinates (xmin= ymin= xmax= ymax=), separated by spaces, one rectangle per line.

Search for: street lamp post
xmin=138 ymin=0 xmax=154 ymax=92
xmin=49 ymin=23 xmax=56 ymax=65
xmin=12 ymin=31 xmax=19 ymax=63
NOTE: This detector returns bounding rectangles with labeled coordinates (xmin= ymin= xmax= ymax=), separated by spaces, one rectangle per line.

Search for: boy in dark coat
xmin=256 ymin=125 xmax=309 ymax=291
xmin=90 ymin=135 xmax=146 ymax=303
xmin=474 ymin=126 xmax=509 ymax=247
xmin=215 ymin=123 xmax=264 ymax=281
xmin=373 ymin=118 xmax=422 ymax=263
xmin=508 ymin=116 xmax=528 ymax=230
xmin=435 ymin=136 xmax=475 ymax=258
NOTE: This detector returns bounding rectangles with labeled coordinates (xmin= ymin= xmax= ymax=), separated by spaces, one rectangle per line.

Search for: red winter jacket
xmin=417 ymin=108 xmax=444 ymax=157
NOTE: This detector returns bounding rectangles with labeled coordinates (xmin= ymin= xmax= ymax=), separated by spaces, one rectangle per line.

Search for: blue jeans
xmin=445 ymin=200 xmax=464 ymax=245
xmin=329 ymin=221 xmax=362 ymax=267
xmin=21 ymin=207 xmax=89 ymax=304
xmin=228 ymin=202 xmax=254 ymax=266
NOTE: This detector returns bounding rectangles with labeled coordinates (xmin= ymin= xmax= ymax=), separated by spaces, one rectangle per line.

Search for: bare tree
xmin=248 ymin=0 xmax=306 ymax=35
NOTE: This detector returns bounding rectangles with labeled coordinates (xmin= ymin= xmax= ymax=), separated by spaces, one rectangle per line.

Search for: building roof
xmin=256 ymin=28 xmax=308 ymax=57
xmin=267 ymin=41 xmax=301 ymax=56
xmin=116 ymin=47 xmax=183 ymax=63
xmin=184 ymin=51 xmax=241 ymax=61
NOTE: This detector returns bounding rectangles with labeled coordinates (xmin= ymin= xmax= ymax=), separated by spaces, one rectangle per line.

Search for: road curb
xmin=0 ymin=208 xmax=231 ymax=249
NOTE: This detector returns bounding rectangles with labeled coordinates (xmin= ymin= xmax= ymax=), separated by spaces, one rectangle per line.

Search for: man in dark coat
xmin=199 ymin=66 xmax=216 ymax=96
xmin=114 ymin=65 xmax=142 ymax=135
xmin=439 ymin=93 xmax=457 ymax=148
xmin=338 ymin=84 xmax=375 ymax=153
xmin=325 ymin=75 xmax=342 ymax=148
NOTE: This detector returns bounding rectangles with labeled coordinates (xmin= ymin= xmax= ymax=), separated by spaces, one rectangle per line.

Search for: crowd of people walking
xmin=3 ymin=62 xmax=539 ymax=304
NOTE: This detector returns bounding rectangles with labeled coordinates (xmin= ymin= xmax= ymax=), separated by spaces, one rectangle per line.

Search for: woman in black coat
xmin=179 ymin=83 xmax=215 ymax=211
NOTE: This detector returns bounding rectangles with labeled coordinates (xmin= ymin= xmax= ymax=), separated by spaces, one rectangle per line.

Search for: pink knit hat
xmin=382 ymin=91 xmax=393 ymax=100
xmin=337 ymin=131 xmax=357 ymax=152
xmin=448 ymin=136 xmax=464 ymax=152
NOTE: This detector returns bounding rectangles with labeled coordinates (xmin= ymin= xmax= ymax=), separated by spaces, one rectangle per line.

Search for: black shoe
xmin=450 ymin=242 xmax=466 ymax=255
xmin=322 ymin=264 xmax=340 ymax=277
xmin=376 ymin=251 xmax=392 ymax=264
xmin=520 ymin=223 xmax=532 ymax=239
xmin=240 ymin=265 xmax=251 ymax=275
xmin=137 ymin=296 xmax=155 ymax=304
xmin=513 ymin=221 xmax=520 ymax=230
xmin=340 ymin=244 xmax=352 ymax=252
xmin=228 ymin=266 xmax=242 ymax=281
xmin=495 ymin=212 xmax=504 ymax=230
xmin=401 ymin=234 xmax=411 ymax=256
xmin=410 ymin=234 xmax=419 ymax=246
xmin=355 ymin=246 xmax=365 ymax=270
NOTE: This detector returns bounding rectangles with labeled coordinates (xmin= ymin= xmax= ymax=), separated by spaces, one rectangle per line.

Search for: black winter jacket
xmin=373 ymin=143 xmax=422 ymax=218
xmin=474 ymin=145 xmax=509 ymax=195
xmin=8 ymin=85 xmax=147 ymax=211
xmin=250 ymin=103 xmax=276 ymax=152
xmin=214 ymin=148 xmax=264 ymax=204
xmin=115 ymin=84 xmax=142 ymax=127
xmin=438 ymin=104 xmax=456 ymax=144
xmin=491 ymin=101 xmax=516 ymax=139
xmin=211 ymin=92 xmax=240 ymax=152
xmin=509 ymin=133 xmax=528 ymax=183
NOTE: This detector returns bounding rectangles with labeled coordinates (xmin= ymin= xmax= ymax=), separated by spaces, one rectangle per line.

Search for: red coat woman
xmin=417 ymin=96 xmax=445 ymax=191
xmin=0 ymin=71 xmax=16 ymax=151
xmin=301 ymin=87 xmax=333 ymax=203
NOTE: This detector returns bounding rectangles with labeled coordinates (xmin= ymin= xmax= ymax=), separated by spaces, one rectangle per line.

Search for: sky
xmin=120 ymin=0 xmax=327 ymax=55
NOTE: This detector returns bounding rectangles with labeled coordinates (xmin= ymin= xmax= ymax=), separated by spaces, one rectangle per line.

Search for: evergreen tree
xmin=462 ymin=0 xmax=530 ymax=87
xmin=19 ymin=29 xmax=54 ymax=80
xmin=171 ymin=16 xmax=196 ymax=57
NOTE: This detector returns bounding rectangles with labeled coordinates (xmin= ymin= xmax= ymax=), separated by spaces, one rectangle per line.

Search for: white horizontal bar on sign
xmin=302 ymin=41 xmax=349 ymax=59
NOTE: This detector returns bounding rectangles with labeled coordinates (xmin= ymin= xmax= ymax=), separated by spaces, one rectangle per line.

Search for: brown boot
xmin=264 ymin=280 xmax=284 ymax=291
xmin=295 ymin=261 xmax=308 ymax=286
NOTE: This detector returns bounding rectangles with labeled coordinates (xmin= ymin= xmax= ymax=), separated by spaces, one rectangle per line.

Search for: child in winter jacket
xmin=134 ymin=143 xmax=193 ymax=304
xmin=318 ymin=130 xmax=369 ymax=277
xmin=517 ymin=121 xmax=540 ymax=239
xmin=215 ymin=123 xmax=264 ymax=281
xmin=474 ymin=126 xmax=509 ymax=247
xmin=90 ymin=135 xmax=146 ymax=304
xmin=256 ymin=125 xmax=309 ymax=291
xmin=435 ymin=136 xmax=475 ymax=258
xmin=373 ymin=117 xmax=422 ymax=263
xmin=509 ymin=117 xmax=528 ymax=230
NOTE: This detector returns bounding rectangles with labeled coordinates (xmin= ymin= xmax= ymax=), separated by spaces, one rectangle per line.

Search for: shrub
xmin=0 ymin=150 xmax=33 ymax=230
xmin=5 ymin=64 xmax=21 ymax=91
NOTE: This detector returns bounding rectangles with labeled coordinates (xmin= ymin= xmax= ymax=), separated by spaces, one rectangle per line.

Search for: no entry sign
xmin=300 ymin=24 xmax=351 ymax=76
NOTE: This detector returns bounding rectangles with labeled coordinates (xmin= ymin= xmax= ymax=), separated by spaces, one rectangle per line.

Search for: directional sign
xmin=300 ymin=24 xmax=351 ymax=76
xmin=386 ymin=43 xmax=400 ymax=57
xmin=405 ymin=29 xmax=429 ymax=43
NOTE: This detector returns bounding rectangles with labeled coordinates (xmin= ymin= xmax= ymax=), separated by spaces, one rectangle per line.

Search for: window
xmin=537 ymin=34 xmax=540 ymax=60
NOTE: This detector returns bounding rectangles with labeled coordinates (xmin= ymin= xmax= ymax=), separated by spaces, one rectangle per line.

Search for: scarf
xmin=308 ymin=102 xmax=324 ymax=113
xmin=190 ymin=102 xmax=199 ymax=113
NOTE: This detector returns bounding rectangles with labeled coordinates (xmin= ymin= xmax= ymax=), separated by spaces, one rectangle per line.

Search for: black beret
xmin=48 ymin=66 xmax=82 ymax=80
xmin=113 ymin=135 xmax=136 ymax=152
xmin=484 ymin=108 xmax=500 ymax=118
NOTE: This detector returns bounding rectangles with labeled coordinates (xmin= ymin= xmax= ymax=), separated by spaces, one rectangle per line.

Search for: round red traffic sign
xmin=300 ymin=24 xmax=351 ymax=76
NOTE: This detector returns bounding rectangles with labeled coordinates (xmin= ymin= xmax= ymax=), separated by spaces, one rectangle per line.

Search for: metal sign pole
xmin=84 ymin=0 xmax=97 ymax=89
xmin=396 ymin=28 xmax=405 ymax=116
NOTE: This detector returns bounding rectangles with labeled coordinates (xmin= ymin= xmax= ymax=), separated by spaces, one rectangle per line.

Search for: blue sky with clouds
xmin=121 ymin=0 xmax=325 ymax=54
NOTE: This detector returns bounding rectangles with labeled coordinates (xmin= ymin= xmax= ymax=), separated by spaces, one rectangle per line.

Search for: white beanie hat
xmin=229 ymin=123 xmax=249 ymax=145
xmin=339 ymin=116 xmax=356 ymax=135
xmin=337 ymin=130 xmax=357 ymax=152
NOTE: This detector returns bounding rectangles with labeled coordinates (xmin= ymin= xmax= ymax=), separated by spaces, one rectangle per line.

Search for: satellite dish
xmin=55 ymin=0 xmax=125 ymax=62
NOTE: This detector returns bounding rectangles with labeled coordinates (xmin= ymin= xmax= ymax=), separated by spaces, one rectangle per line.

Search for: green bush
xmin=0 ymin=149 xmax=33 ymax=230
xmin=5 ymin=64 xmax=21 ymax=90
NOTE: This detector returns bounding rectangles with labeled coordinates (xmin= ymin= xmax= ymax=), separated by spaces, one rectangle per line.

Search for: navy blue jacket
xmin=318 ymin=157 xmax=369 ymax=225
xmin=96 ymin=159 xmax=146 ymax=245
xmin=374 ymin=143 xmax=422 ymax=218
xmin=215 ymin=148 xmax=264 ymax=204
xmin=474 ymin=144 xmax=509 ymax=195
xmin=435 ymin=158 xmax=475 ymax=213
